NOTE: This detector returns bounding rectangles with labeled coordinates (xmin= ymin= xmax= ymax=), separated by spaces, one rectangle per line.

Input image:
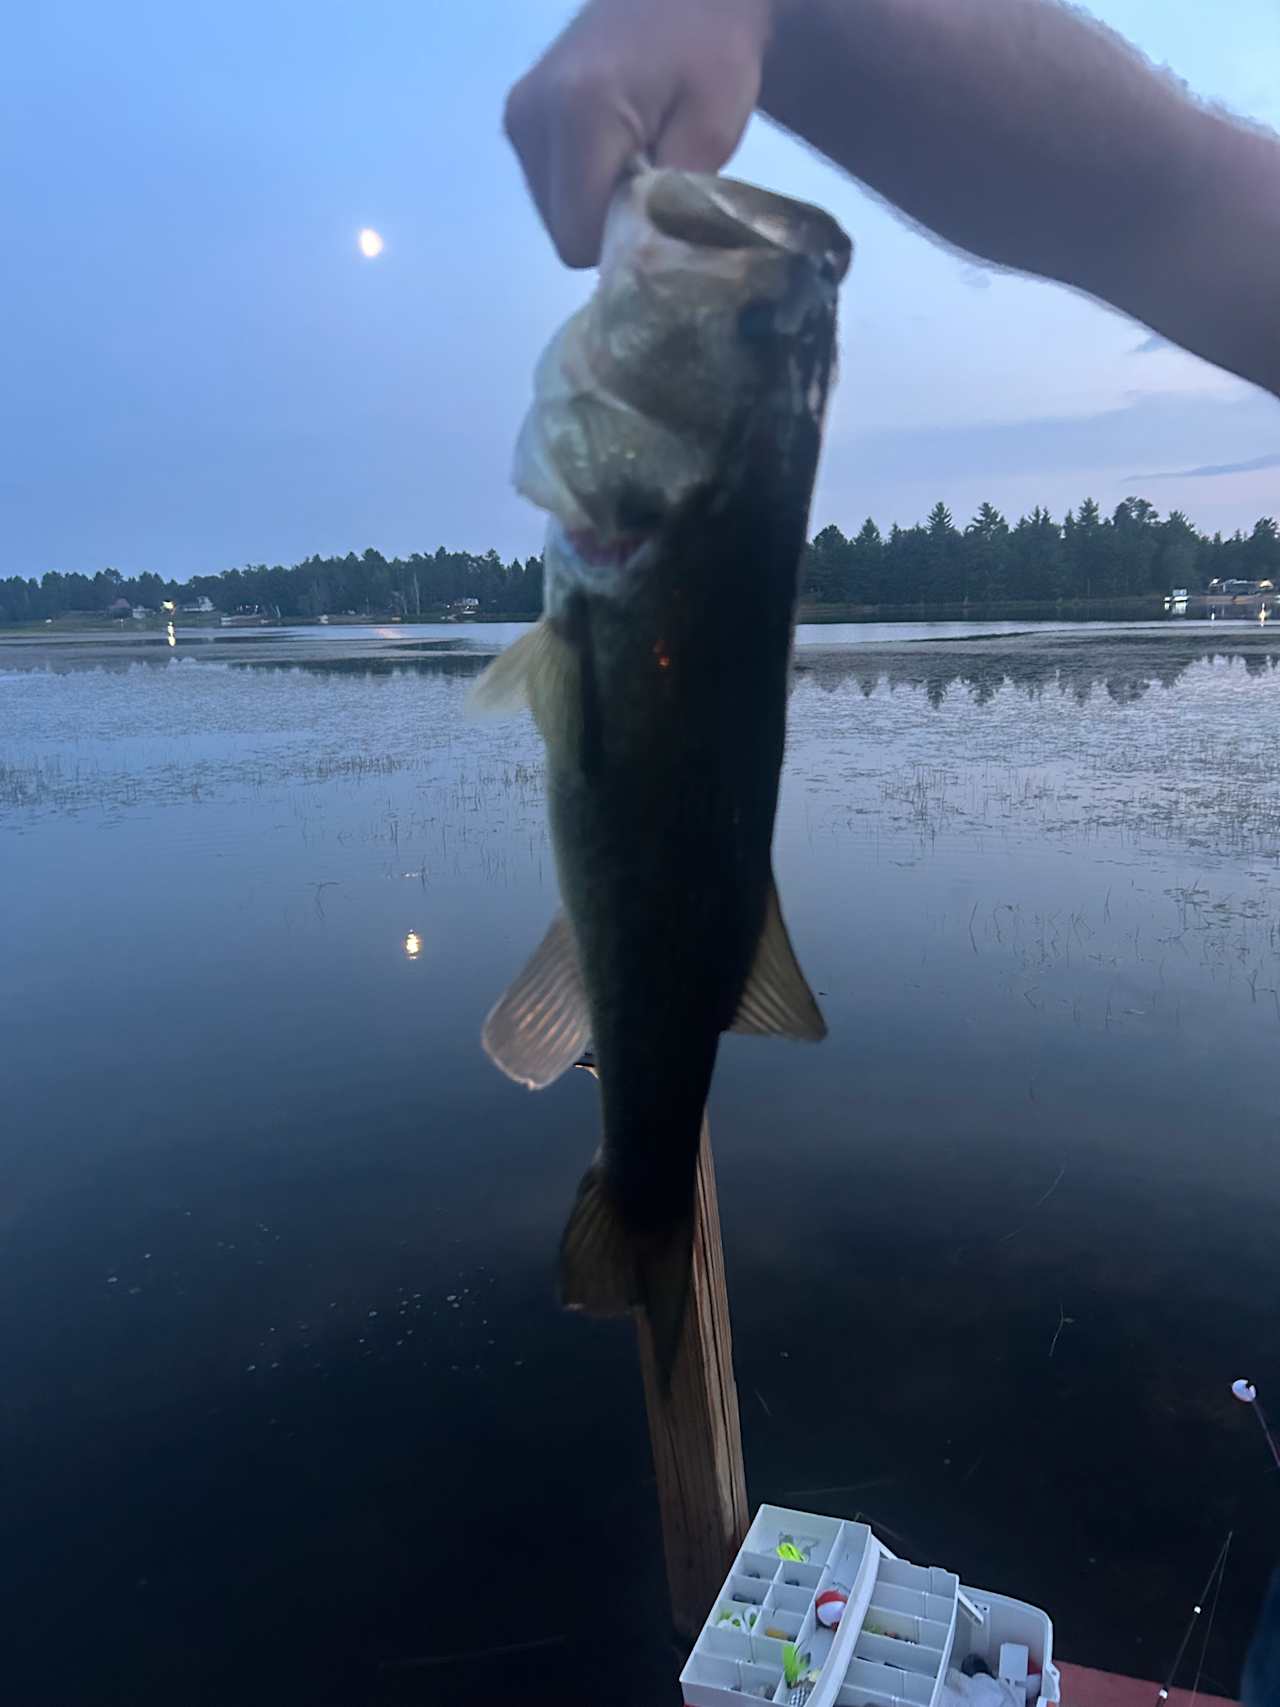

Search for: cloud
xmin=813 ymin=386 xmax=1280 ymax=537
xmin=1131 ymin=452 xmax=1280 ymax=481
xmin=833 ymin=389 xmax=1280 ymax=484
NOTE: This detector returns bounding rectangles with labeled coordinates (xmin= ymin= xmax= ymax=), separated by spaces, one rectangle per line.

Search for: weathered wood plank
xmin=636 ymin=1122 xmax=749 ymax=1638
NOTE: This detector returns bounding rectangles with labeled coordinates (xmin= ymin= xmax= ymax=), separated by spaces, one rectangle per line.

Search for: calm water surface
xmin=2 ymin=622 xmax=1278 ymax=1705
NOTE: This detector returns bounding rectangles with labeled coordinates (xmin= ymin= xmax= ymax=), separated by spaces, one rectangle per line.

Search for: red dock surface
xmin=1059 ymin=1661 xmax=1237 ymax=1706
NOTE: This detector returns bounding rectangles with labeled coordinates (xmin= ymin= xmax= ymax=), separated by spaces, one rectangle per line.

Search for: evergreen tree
xmin=803 ymin=524 xmax=853 ymax=602
xmin=923 ymin=502 xmax=960 ymax=601
xmin=963 ymin=502 xmax=1011 ymax=602
xmin=849 ymin=518 xmax=883 ymax=602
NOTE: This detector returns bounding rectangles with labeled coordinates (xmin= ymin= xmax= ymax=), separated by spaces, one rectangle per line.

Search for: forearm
xmin=762 ymin=0 xmax=1280 ymax=396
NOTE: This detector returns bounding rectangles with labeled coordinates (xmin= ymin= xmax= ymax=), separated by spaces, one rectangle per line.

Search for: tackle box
xmin=679 ymin=1505 xmax=1059 ymax=1707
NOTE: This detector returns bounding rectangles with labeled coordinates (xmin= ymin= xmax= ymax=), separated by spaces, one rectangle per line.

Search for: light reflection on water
xmin=0 ymin=625 xmax=1277 ymax=1706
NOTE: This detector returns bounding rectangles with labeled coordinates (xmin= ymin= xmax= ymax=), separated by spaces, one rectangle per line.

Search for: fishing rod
xmin=1151 ymin=1377 xmax=1277 ymax=1704
xmin=1154 ymin=1531 xmax=1233 ymax=1705
xmin=1232 ymin=1378 xmax=1280 ymax=1473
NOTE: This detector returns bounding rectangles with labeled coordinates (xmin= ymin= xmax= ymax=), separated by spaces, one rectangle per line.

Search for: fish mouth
xmin=564 ymin=528 xmax=656 ymax=569
xmin=543 ymin=519 xmax=663 ymax=589
xmin=639 ymin=170 xmax=853 ymax=283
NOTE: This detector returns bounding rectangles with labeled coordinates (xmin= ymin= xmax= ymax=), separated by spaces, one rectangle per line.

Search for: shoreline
xmin=0 ymin=595 xmax=1175 ymax=641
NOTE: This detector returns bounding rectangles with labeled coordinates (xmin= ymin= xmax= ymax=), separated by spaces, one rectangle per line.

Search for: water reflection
xmin=133 ymin=628 xmax=1280 ymax=708
xmin=403 ymin=930 xmax=422 ymax=960
xmin=10 ymin=620 xmax=1280 ymax=708
xmin=794 ymin=632 xmax=1280 ymax=706
xmin=233 ymin=628 xmax=1280 ymax=708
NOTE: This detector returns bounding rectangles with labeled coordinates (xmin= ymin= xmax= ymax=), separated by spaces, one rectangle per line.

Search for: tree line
xmin=0 ymin=548 xmax=545 ymax=626
xmin=3 ymin=499 xmax=1278 ymax=625
xmin=802 ymin=499 xmax=1280 ymax=605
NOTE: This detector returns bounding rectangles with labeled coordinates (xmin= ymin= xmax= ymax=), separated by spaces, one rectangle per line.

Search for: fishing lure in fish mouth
xmin=473 ymin=166 xmax=849 ymax=1385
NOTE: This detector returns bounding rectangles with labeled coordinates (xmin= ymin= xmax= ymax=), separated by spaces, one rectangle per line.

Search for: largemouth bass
xmin=475 ymin=168 xmax=850 ymax=1381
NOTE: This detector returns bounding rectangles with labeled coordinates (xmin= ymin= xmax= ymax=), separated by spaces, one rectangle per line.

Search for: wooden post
xmin=636 ymin=1122 xmax=749 ymax=1638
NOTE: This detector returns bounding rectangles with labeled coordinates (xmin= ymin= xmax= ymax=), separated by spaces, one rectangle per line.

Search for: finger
xmin=545 ymin=79 xmax=645 ymax=267
xmin=506 ymin=66 xmax=642 ymax=268
xmin=652 ymin=75 xmax=757 ymax=175
xmin=504 ymin=73 xmax=556 ymax=250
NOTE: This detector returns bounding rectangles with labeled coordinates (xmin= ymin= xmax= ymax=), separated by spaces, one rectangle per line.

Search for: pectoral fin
xmin=482 ymin=911 xmax=591 ymax=1089
xmin=468 ymin=618 xmax=579 ymax=741
xmin=730 ymin=879 xmax=827 ymax=1041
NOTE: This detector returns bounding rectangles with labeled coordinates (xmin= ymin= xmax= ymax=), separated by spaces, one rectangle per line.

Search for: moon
xmin=358 ymin=228 xmax=385 ymax=259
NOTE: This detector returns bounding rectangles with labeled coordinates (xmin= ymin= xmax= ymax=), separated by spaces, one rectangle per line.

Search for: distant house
xmin=130 ymin=605 xmax=152 ymax=620
xmin=219 ymin=605 xmax=274 ymax=627
xmin=1197 ymin=577 xmax=1278 ymax=619
xmin=1208 ymin=578 xmax=1272 ymax=596
xmin=448 ymin=597 xmax=480 ymax=618
xmin=180 ymin=596 xmax=215 ymax=614
xmin=107 ymin=597 xmax=132 ymax=618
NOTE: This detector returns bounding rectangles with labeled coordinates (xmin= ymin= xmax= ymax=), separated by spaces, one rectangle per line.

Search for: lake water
xmin=2 ymin=621 xmax=1278 ymax=1706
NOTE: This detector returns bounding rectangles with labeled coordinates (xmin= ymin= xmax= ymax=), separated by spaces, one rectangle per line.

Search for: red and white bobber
xmin=814 ymin=1587 xmax=848 ymax=1629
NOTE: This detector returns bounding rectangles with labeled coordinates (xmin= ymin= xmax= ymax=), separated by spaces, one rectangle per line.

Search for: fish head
xmin=514 ymin=169 xmax=852 ymax=595
xmin=591 ymin=169 xmax=851 ymax=441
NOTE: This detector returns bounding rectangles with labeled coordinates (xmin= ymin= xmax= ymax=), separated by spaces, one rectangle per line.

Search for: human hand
xmin=504 ymin=0 xmax=775 ymax=267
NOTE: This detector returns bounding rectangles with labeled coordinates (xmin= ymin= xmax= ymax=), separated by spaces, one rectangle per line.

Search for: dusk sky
xmin=3 ymin=0 xmax=1278 ymax=580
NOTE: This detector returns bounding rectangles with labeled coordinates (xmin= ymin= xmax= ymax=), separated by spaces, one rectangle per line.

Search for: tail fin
xmin=558 ymin=1159 xmax=695 ymax=1390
